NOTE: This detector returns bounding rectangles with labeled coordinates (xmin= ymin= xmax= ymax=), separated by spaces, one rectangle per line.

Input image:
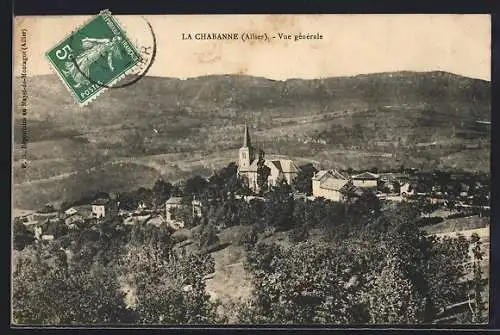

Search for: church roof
xmin=166 ymin=197 xmax=183 ymax=205
xmin=247 ymin=159 xmax=300 ymax=174
xmin=278 ymin=159 xmax=300 ymax=173
xmin=92 ymin=198 xmax=109 ymax=205
xmin=269 ymin=160 xmax=282 ymax=171
xmin=352 ymin=172 xmax=380 ymax=180
xmin=243 ymin=123 xmax=251 ymax=147
xmin=244 ymin=160 xmax=260 ymax=171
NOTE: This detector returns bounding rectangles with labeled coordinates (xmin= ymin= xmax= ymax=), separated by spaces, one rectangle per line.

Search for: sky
xmin=13 ymin=14 xmax=491 ymax=81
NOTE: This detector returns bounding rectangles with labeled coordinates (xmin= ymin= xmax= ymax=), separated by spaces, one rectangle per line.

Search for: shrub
xmin=415 ymin=216 xmax=444 ymax=227
xmin=171 ymin=229 xmax=191 ymax=244
xmin=197 ymin=224 xmax=219 ymax=249
xmin=13 ymin=222 xmax=35 ymax=251
xmin=240 ymin=227 xmax=259 ymax=251
xmin=288 ymin=224 xmax=309 ymax=243
xmin=447 ymin=211 xmax=473 ymax=219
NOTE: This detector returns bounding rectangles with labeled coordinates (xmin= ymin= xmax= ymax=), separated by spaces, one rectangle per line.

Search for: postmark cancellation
xmin=45 ymin=10 xmax=142 ymax=106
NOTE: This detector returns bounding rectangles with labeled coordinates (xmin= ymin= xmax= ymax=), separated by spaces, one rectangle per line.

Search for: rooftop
xmin=166 ymin=197 xmax=184 ymax=205
xmin=352 ymin=172 xmax=380 ymax=180
xmin=313 ymin=169 xmax=347 ymax=181
xmin=320 ymin=178 xmax=350 ymax=191
xmin=92 ymin=198 xmax=110 ymax=205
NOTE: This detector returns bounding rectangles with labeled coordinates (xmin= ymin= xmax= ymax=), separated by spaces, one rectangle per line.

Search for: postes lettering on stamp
xmin=45 ymin=10 xmax=142 ymax=106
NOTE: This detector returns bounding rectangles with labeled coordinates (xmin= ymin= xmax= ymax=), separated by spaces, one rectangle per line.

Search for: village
xmin=13 ymin=124 xmax=490 ymax=243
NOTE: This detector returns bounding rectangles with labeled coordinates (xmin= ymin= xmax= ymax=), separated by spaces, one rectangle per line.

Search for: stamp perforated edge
xmin=44 ymin=14 xmax=102 ymax=105
xmin=44 ymin=10 xmax=144 ymax=107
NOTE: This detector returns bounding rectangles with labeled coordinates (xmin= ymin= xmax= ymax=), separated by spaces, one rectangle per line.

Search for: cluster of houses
xmin=14 ymin=124 xmax=489 ymax=241
xmin=236 ymin=124 xmax=489 ymax=207
xmin=15 ymin=194 xmax=205 ymax=241
xmin=237 ymin=124 xmax=414 ymax=203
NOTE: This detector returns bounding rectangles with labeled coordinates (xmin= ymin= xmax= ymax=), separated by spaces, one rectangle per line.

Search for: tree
xmin=346 ymin=190 xmax=382 ymax=230
xmin=151 ymin=179 xmax=173 ymax=209
xmin=416 ymin=198 xmax=437 ymax=217
xmin=12 ymin=248 xmax=132 ymax=325
xmin=118 ymin=191 xmax=138 ymax=210
xmin=469 ymin=233 xmax=485 ymax=323
xmin=209 ymin=162 xmax=238 ymax=190
xmin=288 ymin=224 xmax=309 ymax=243
xmin=121 ymin=238 xmax=218 ymax=324
xmin=44 ymin=220 xmax=69 ymax=238
xmin=392 ymin=181 xmax=401 ymax=194
xmin=197 ymin=223 xmax=219 ymax=249
xmin=175 ymin=196 xmax=198 ymax=228
xmin=240 ymin=226 xmax=259 ymax=251
xmin=13 ymin=222 xmax=35 ymax=251
xmin=366 ymin=255 xmax=425 ymax=324
xmin=38 ymin=204 xmax=56 ymax=213
xmin=242 ymin=241 xmax=361 ymax=324
xmin=263 ymin=180 xmax=294 ymax=231
xmin=256 ymin=156 xmax=271 ymax=194
xmin=293 ymin=163 xmax=318 ymax=195
xmin=185 ymin=175 xmax=208 ymax=196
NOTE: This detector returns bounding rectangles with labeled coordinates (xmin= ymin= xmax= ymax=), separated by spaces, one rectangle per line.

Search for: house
xmin=237 ymin=124 xmax=300 ymax=192
xmin=124 ymin=214 xmax=151 ymax=225
xmin=41 ymin=234 xmax=55 ymax=241
xmin=64 ymin=214 xmax=85 ymax=226
xmin=34 ymin=226 xmax=42 ymax=240
xmin=64 ymin=207 xmax=78 ymax=216
xmin=165 ymin=197 xmax=183 ymax=224
xmin=165 ymin=197 xmax=204 ymax=229
xmin=147 ymin=215 xmax=165 ymax=227
xmin=234 ymin=195 xmax=266 ymax=202
xmin=400 ymin=183 xmax=415 ymax=197
xmin=136 ymin=201 xmax=148 ymax=213
xmin=312 ymin=170 xmax=353 ymax=202
xmin=19 ymin=214 xmax=38 ymax=227
xmin=351 ymin=172 xmax=379 ymax=189
xmin=293 ymin=194 xmax=316 ymax=202
xmin=192 ymin=199 xmax=202 ymax=218
xmin=91 ymin=198 xmax=119 ymax=219
xmin=92 ymin=198 xmax=108 ymax=218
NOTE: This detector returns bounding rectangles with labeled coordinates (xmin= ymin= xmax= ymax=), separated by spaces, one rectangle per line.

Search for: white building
xmin=312 ymin=170 xmax=353 ymax=202
xmin=165 ymin=197 xmax=203 ymax=229
xmin=91 ymin=199 xmax=108 ymax=218
xmin=400 ymin=183 xmax=415 ymax=197
xmin=165 ymin=197 xmax=183 ymax=224
xmin=351 ymin=172 xmax=379 ymax=189
xmin=64 ymin=207 xmax=78 ymax=216
xmin=34 ymin=226 xmax=42 ymax=240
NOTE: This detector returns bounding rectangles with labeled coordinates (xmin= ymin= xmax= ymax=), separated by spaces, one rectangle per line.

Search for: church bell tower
xmin=238 ymin=123 xmax=255 ymax=170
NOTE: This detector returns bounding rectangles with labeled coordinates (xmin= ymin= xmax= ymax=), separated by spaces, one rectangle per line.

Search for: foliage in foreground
xmin=12 ymin=245 xmax=130 ymax=324
xmin=236 ymin=204 xmax=476 ymax=324
xmin=12 ymin=173 xmax=486 ymax=325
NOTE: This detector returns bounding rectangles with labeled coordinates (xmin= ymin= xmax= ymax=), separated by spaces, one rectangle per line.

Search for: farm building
xmin=351 ymin=172 xmax=379 ymax=189
xmin=312 ymin=170 xmax=353 ymax=202
xmin=165 ymin=197 xmax=203 ymax=229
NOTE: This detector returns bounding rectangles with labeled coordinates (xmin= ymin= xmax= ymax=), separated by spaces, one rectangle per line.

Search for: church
xmin=237 ymin=124 xmax=300 ymax=192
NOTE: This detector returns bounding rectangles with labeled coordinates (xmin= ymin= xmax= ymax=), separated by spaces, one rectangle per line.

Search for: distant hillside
xmin=12 ymin=71 xmax=490 ymax=209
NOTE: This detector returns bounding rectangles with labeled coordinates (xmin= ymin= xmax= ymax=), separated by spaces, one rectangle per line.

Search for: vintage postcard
xmin=12 ymin=13 xmax=490 ymax=326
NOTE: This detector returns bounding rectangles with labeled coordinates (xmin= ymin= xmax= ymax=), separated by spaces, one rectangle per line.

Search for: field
xmin=12 ymin=71 xmax=490 ymax=210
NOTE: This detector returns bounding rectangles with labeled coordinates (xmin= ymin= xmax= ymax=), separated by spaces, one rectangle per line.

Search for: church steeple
xmin=239 ymin=123 xmax=255 ymax=170
xmin=243 ymin=123 xmax=251 ymax=147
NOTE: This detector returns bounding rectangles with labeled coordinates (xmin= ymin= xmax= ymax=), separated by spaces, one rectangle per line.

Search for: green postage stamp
xmin=45 ymin=10 xmax=142 ymax=105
